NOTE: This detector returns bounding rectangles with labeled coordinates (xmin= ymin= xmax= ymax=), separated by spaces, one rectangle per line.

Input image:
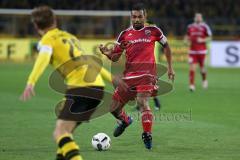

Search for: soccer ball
xmin=91 ymin=133 xmax=111 ymax=151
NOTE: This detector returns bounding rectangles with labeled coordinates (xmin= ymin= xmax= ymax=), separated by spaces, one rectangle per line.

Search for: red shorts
xmin=113 ymin=74 xmax=158 ymax=104
xmin=189 ymin=54 xmax=206 ymax=67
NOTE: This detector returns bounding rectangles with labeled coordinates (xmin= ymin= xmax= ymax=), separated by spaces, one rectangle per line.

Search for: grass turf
xmin=0 ymin=62 xmax=240 ymax=160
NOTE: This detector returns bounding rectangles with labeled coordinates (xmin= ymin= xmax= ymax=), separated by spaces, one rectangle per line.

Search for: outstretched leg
xmin=110 ymin=99 xmax=133 ymax=137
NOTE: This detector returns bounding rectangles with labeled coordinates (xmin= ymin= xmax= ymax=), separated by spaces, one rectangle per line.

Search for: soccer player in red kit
xmin=186 ymin=13 xmax=212 ymax=91
xmin=99 ymin=4 xmax=174 ymax=149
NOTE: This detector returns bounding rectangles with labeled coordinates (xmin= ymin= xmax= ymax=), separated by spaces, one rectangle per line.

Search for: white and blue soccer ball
xmin=91 ymin=133 xmax=111 ymax=151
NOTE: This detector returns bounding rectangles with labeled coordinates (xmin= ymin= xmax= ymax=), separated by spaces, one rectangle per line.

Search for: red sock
xmin=189 ymin=70 xmax=195 ymax=85
xmin=141 ymin=109 xmax=153 ymax=133
xmin=111 ymin=107 xmax=129 ymax=123
xmin=120 ymin=109 xmax=129 ymax=124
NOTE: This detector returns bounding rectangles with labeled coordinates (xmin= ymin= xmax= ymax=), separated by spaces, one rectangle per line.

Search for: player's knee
xmin=191 ymin=62 xmax=197 ymax=68
xmin=200 ymin=67 xmax=206 ymax=73
xmin=138 ymin=96 xmax=148 ymax=104
xmin=140 ymin=105 xmax=151 ymax=112
xmin=190 ymin=65 xmax=196 ymax=71
xmin=137 ymin=100 xmax=149 ymax=111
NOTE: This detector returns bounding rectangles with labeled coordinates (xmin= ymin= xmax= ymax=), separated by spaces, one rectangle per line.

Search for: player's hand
xmin=20 ymin=84 xmax=35 ymax=101
xmin=120 ymin=40 xmax=131 ymax=49
xmin=167 ymin=67 xmax=175 ymax=82
xmin=99 ymin=44 xmax=112 ymax=56
xmin=197 ymin=37 xmax=205 ymax=43
xmin=112 ymin=75 xmax=128 ymax=92
xmin=183 ymin=36 xmax=190 ymax=46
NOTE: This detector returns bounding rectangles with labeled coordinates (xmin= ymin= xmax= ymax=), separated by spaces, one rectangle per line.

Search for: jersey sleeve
xmin=27 ymin=37 xmax=54 ymax=86
xmin=204 ymin=24 xmax=212 ymax=36
xmin=37 ymin=36 xmax=54 ymax=55
xmin=187 ymin=25 xmax=191 ymax=36
xmin=152 ymin=26 xmax=167 ymax=45
xmin=27 ymin=53 xmax=51 ymax=86
xmin=116 ymin=30 xmax=126 ymax=45
xmin=104 ymin=31 xmax=126 ymax=61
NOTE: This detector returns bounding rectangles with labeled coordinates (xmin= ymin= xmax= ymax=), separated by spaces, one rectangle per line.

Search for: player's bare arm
xmin=163 ymin=42 xmax=175 ymax=81
xmin=119 ymin=40 xmax=131 ymax=49
xmin=196 ymin=36 xmax=212 ymax=43
xmin=184 ymin=35 xmax=191 ymax=46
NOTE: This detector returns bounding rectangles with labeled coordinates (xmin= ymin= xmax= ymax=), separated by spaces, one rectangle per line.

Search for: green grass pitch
xmin=0 ymin=62 xmax=240 ymax=160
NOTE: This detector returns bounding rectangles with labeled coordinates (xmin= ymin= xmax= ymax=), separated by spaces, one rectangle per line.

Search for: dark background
xmin=0 ymin=0 xmax=239 ymax=39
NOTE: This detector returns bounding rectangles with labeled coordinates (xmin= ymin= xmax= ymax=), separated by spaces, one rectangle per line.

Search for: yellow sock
xmin=71 ymin=156 xmax=83 ymax=160
xmin=57 ymin=134 xmax=83 ymax=160
xmin=56 ymin=147 xmax=65 ymax=160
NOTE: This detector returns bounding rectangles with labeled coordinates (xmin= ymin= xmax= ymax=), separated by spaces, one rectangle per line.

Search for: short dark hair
xmin=131 ymin=3 xmax=145 ymax=11
xmin=131 ymin=3 xmax=146 ymax=15
xmin=31 ymin=5 xmax=55 ymax=30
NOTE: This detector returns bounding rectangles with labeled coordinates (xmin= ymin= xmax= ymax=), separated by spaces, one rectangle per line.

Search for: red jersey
xmin=187 ymin=22 xmax=212 ymax=54
xmin=115 ymin=25 xmax=167 ymax=77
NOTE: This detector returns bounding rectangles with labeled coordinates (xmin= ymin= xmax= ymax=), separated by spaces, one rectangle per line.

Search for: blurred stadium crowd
xmin=0 ymin=0 xmax=239 ymax=39
xmin=1 ymin=0 xmax=239 ymax=18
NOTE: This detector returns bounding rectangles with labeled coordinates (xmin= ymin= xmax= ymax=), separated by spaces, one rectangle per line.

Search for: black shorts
xmin=56 ymin=86 xmax=104 ymax=122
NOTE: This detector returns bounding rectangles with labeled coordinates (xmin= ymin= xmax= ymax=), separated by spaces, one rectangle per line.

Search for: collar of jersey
xmin=193 ymin=22 xmax=204 ymax=26
xmin=131 ymin=25 xmax=146 ymax=31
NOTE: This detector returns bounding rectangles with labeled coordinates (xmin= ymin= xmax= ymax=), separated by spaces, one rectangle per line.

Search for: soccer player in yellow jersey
xmin=20 ymin=6 xmax=126 ymax=160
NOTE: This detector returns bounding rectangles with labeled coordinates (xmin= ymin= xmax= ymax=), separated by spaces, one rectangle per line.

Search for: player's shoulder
xmin=40 ymin=28 xmax=60 ymax=45
xmin=40 ymin=33 xmax=53 ymax=44
xmin=42 ymin=28 xmax=76 ymax=44
xmin=37 ymin=32 xmax=55 ymax=53
xmin=200 ymin=22 xmax=211 ymax=28
xmin=119 ymin=27 xmax=132 ymax=35
xmin=117 ymin=27 xmax=132 ymax=41
xmin=39 ymin=36 xmax=54 ymax=48
xmin=145 ymin=25 xmax=162 ymax=31
xmin=187 ymin=23 xmax=195 ymax=29
xmin=145 ymin=25 xmax=163 ymax=36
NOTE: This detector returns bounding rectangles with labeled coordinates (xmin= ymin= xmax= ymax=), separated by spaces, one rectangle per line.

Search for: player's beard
xmin=133 ymin=23 xmax=144 ymax=30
